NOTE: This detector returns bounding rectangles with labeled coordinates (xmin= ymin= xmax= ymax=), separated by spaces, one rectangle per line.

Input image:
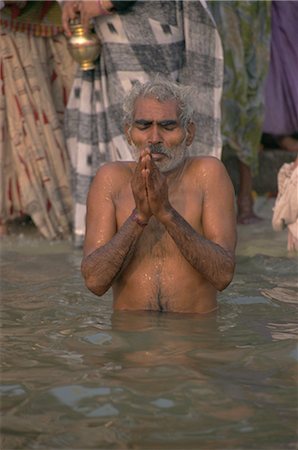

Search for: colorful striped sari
xmin=0 ymin=1 xmax=76 ymax=239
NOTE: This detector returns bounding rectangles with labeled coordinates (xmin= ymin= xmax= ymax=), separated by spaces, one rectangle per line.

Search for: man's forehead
xmin=133 ymin=96 xmax=179 ymax=119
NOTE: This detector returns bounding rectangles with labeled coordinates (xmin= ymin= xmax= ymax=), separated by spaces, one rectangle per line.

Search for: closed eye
xmin=133 ymin=120 xmax=179 ymax=131
xmin=162 ymin=124 xmax=177 ymax=131
xmin=159 ymin=120 xmax=178 ymax=130
xmin=134 ymin=120 xmax=152 ymax=130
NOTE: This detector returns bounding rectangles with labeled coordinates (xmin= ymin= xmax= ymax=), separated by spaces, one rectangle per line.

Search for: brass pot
xmin=68 ymin=16 xmax=101 ymax=71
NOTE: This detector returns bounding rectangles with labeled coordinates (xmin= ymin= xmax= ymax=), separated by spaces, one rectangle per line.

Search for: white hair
xmin=123 ymin=75 xmax=197 ymax=129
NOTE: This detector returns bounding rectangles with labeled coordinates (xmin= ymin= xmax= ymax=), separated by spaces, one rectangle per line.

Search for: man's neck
xmin=163 ymin=158 xmax=188 ymax=185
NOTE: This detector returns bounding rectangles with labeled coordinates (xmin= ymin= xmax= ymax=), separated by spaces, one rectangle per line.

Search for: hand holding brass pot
xmin=67 ymin=15 xmax=101 ymax=71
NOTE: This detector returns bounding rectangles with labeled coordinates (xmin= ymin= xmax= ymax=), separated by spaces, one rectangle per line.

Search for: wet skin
xmin=82 ymin=97 xmax=237 ymax=313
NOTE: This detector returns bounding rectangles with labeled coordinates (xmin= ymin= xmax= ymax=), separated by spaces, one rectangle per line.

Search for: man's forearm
xmin=162 ymin=208 xmax=235 ymax=291
xmin=81 ymin=212 xmax=145 ymax=296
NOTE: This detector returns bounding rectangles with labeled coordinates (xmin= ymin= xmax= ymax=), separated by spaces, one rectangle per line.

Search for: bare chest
xmin=115 ymin=181 xmax=203 ymax=237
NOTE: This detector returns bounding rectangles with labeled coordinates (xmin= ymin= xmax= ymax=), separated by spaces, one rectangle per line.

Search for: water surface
xmin=1 ymin=203 xmax=297 ymax=449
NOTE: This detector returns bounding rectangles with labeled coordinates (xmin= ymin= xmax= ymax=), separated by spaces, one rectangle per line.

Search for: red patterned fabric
xmin=0 ymin=1 xmax=64 ymax=37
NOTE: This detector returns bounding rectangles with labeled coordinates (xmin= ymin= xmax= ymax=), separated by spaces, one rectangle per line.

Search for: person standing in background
xmin=62 ymin=0 xmax=224 ymax=247
xmin=209 ymin=1 xmax=271 ymax=224
xmin=0 ymin=1 xmax=76 ymax=238
xmin=263 ymin=0 xmax=298 ymax=153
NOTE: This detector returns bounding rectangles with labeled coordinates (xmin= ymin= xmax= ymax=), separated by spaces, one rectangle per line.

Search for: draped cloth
xmin=272 ymin=162 xmax=298 ymax=252
xmin=0 ymin=0 xmax=64 ymax=37
xmin=65 ymin=0 xmax=224 ymax=247
xmin=263 ymin=1 xmax=298 ymax=136
xmin=0 ymin=2 xmax=76 ymax=239
xmin=209 ymin=1 xmax=270 ymax=174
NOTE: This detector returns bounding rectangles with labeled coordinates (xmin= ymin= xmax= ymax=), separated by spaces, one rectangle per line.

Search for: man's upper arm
xmin=83 ymin=164 xmax=117 ymax=257
xmin=201 ymin=158 xmax=237 ymax=254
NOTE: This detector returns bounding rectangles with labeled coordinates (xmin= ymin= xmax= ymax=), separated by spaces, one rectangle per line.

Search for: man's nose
xmin=148 ymin=124 xmax=162 ymax=144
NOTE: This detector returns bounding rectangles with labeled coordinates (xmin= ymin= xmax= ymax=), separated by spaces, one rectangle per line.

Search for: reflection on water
xmin=1 ymin=221 xmax=298 ymax=449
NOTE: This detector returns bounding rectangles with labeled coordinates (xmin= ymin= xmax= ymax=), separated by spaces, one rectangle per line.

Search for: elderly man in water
xmin=81 ymin=78 xmax=237 ymax=313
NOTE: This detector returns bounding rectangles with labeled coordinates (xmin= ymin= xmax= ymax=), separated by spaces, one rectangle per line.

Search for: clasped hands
xmin=131 ymin=148 xmax=171 ymax=225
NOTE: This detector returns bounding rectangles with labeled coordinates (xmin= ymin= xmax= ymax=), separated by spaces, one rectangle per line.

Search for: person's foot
xmin=278 ymin=136 xmax=298 ymax=152
xmin=237 ymin=194 xmax=263 ymax=225
xmin=237 ymin=211 xmax=263 ymax=225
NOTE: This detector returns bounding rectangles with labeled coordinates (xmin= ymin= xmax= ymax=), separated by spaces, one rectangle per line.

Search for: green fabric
xmin=209 ymin=1 xmax=271 ymax=174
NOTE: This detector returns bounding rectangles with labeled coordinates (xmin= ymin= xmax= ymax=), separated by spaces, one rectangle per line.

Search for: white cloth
xmin=272 ymin=161 xmax=298 ymax=251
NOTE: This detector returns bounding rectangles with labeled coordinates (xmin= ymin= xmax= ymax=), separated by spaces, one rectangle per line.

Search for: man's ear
xmin=186 ymin=122 xmax=195 ymax=146
xmin=125 ymin=124 xmax=132 ymax=144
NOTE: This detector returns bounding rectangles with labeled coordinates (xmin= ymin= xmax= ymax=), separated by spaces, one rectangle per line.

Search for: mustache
xmin=149 ymin=144 xmax=170 ymax=156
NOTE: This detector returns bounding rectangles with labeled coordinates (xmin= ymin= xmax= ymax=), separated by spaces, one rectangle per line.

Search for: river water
xmin=1 ymin=199 xmax=297 ymax=449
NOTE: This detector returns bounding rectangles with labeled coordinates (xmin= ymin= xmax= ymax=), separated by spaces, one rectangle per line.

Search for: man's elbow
xmin=84 ymin=275 xmax=110 ymax=297
xmin=81 ymin=258 xmax=110 ymax=297
xmin=216 ymin=259 xmax=236 ymax=292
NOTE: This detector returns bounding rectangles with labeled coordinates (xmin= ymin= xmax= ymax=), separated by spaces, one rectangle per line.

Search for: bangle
xmin=97 ymin=0 xmax=113 ymax=15
xmin=131 ymin=209 xmax=148 ymax=228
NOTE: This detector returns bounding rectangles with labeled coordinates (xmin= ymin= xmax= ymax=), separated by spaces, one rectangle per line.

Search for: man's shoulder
xmin=187 ymin=156 xmax=226 ymax=172
xmin=186 ymin=156 xmax=233 ymax=193
xmin=185 ymin=156 xmax=231 ymax=187
xmin=95 ymin=161 xmax=135 ymax=179
xmin=91 ymin=161 xmax=136 ymax=193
